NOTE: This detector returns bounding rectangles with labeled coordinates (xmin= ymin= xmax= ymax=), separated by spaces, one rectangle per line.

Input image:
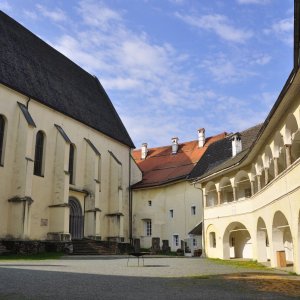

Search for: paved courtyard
xmin=0 ymin=256 xmax=299 ymax=299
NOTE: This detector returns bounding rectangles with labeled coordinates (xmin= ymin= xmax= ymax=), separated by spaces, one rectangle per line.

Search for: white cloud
xmin=0 ymin=1 xmax=12 ymax=11
xmin=265 ymin=17 xmax=293 ymax=46
xmin=237 ymin=0 xmax=270 ymax=4
xmin=201 ymin=54 xmax=256 ymax=84
xmin=175 ymin=12 xmax=253 ymax=43
xmin=46 ymin=0 xmax=272 ymax=146
xmin=36 ymin=4 xmax=67 ymax=22
xmin=23 ymin=10 xmax=38 ymax=20
xmin=252 ymin=54 xmax=271 ymax=65
xmin=77 ymin=0 xmax=122 ymax=29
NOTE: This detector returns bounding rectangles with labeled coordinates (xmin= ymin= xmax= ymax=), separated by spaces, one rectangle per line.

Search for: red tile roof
xmin=132 ymin=133 xmax=226 ymax=189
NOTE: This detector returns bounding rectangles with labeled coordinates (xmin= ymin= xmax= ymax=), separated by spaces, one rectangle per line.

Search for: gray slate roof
xmin=0 ymin=11 xmax=134 ymax=148
xmin=189 ymin=123 xmax=263 ymax=181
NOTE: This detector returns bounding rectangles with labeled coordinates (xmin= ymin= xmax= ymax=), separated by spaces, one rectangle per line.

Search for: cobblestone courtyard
xmin=0 ymin=256 xmax=299 ymax=299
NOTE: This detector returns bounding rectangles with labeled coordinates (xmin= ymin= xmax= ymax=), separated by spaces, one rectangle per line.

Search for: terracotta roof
xmin=188 ymin=123 xmax=263 ymax=181
xmin=0 ymin=11 xmax=134 ymax=148
xmin=132 ymin=133 xmax=226 ymax=188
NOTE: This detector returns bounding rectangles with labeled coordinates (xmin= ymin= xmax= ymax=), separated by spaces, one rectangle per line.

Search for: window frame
xmin=145 ymin=219 xmax=152 ymax=237
xmin=0 ymin=115 xmax=6 ymax=166
xmin=68 ymin=143 xmax=76 ymax=184
xmin=173 ymin=234 xmax=179 ymax=247
xmin=34 ymin=130 xmax=46 ymax=176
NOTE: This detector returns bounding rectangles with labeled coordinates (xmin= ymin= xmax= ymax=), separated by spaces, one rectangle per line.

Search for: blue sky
xmin=0 ymin=0 xmax=294 ymax=147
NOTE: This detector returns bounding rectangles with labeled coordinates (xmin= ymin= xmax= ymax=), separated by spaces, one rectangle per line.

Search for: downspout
xmin=26 ymin=97 xmax=31 ymax=109
xmin=193 ymin=182 xmax=206 ymax=258
xmin=129 ymin=151 xmax=133 ymax=245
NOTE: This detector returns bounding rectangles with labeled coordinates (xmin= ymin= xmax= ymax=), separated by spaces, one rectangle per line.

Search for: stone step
xmin=71 ymin=239 xmax=117 ymax=255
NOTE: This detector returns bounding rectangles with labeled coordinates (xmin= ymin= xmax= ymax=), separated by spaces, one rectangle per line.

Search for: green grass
xmin=208 ymin=258 xmax=268 ymax=270
xmin=0 ymin=252 xmax=64 ymax=260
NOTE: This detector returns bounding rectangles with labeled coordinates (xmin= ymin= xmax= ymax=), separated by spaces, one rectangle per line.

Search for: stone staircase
xmin=71 ymin=239 xmax=118 ymax=255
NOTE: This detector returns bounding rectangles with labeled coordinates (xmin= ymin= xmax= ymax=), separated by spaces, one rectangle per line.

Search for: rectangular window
xmin=173 ymin=234 xmax=179 ymax=247
xmin=145 ymin=220 xmax=152 ymax=236
xmin=148 ymin=200 xmax=152 ymax=206
xmin=169 ymin=209 xmax=174 ymax=218
xmin=193 ymin=238 xmax=197 ymax=247
xmin=191 ymin=205 xmax=196 ymax=215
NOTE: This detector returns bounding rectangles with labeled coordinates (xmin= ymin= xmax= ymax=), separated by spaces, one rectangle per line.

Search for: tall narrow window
xmin=0 ymin=115 xmax=5 ymax=166
xmin=34 ymin=131 xmax=45 ymax=176
xmin=173 ymin=234 xmax=179 ymax=247
xmin=69 ymin=143 xmax=75 ymax=184
xmin=145 ymin=219 xmax=152 ymax=236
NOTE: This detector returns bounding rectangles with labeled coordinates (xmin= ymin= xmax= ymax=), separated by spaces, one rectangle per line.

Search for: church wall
xmin=0 ymin=83 xmax=133 ymax=242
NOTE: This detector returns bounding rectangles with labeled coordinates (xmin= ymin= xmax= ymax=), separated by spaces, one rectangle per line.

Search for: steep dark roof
xmin=0 ymin=11 xmax=134 ymax=148
xmin=189 ymin=123 xmax=262 ymax=180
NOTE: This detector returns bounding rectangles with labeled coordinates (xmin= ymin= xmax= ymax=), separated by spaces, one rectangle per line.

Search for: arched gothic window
xmin=34 ymin=131 xmax=45 ymax=176
xmin=69 ymin=143 xmax=75 ymax=184
xmin=0 ymin=115 xmax=5 ymax=166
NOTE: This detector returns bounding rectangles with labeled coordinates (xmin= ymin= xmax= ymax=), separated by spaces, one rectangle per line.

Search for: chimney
xmin=231 ymin=133 xmax=242 ymax=157
xmin=141 ymin=143 xmax=148 ymax=160
xmin=198 ymin=128 xmax=205 ymax=148
xmin=171 ymin=137 xmax=179 ymax=154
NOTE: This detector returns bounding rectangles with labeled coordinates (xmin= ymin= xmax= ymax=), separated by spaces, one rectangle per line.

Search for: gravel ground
xmin=0 ymin=256 xmax=298 ymax=299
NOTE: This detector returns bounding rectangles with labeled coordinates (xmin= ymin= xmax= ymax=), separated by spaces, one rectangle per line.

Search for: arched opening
xmin=273 ymin=132 xmax=285 ymax=175
xmin=285 ymin=114 xmax=299 ymax=165
xmin=69 ymin=197 xmax=84 ymax=240
xmin=205 ymin=182 xmax=218 ymax=207
xmin=257 ymin=217 xmax=270 ymax=262
xmin=206 ymin=224 xmax=217 ymax=258
xmin=223 ymin=222 xmax=252 ymax=259
xmin=250 ymin=164 xmax=258 ymax=195
xmin=34 ymin=130 xmax=46 ymax=176
xmin=256 ymin=156 xmax=265 ymax=190
xmin=264 ymin=145 xmax=274 ymax=183
xmin=235 ymin=170 xmax=251 ymax=200
xmin=272 ymin=211 xmax=293 ymax=266
xmin=291 ymin=131 xmax=300 ymax=162
xmin=219 ymin=177 xmax=233 ymax=204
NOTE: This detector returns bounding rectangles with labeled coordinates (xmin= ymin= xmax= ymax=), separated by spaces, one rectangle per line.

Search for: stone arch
xmin=250 ymin=164 xmax=258 ymax=194
xmin=264 ymin=145 xmax=275 ymax=183
xmin=234 ymin=170 xmax=251 ymax=200
xmin=272 ymin=211 xmax=293 ymax=266
xmin=206 ymin=224 xmax=218 ymax=258
xmin=69 ymin=197 xmax=84 ymax=240
xmin=285 ymin=113 xmax=298 ymax=145
xmin=273 ymin=132 xmax=285 ymax=175
xmin=255 ymin=156 xmax=265 ymax=190
xmin=219 ymin=177 xmax=233 ymax=204
xmin=257 ymin=217 xmax=270 ymax=262
xmin=223 ymin=222 xmax=252 ymax=259
xmin=205 ymin=181 xmax=217 ymax=207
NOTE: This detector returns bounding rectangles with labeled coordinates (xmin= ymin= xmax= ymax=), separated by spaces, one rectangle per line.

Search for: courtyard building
xmin=132 ymin=131 xmax=226 ymax=253
xmin=190 ymin=0 xmax=300 ymax=274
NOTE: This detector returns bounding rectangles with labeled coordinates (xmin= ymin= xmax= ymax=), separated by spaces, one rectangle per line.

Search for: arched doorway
xmin=272 ymin=211 xmax=293 ymax=266
xmin=257 ymin=217 xmax=269 ymax=262
xmin=223 ymin=222 xmax=252 ymax=259
xmin=69 ymin=197 xmax=84 ymax=240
